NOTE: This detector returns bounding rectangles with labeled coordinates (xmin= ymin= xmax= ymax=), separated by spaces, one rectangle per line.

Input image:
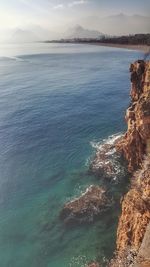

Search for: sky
xmin=0 ymin=0 xmax=150 ymax=41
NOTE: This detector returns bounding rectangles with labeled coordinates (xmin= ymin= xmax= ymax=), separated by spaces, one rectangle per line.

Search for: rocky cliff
xmin=116 ymin=60 xmax=150 ymax=173
xmin=111 ymin=60 xmax=150 ymax=267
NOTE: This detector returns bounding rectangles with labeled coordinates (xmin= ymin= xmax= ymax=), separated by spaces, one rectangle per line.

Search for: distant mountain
xmin=28 ymin=25 xmax=61 ymax=40
xmin=10 ymin=29 xmax=40 ymax=43
xmin=65 ymin=25 xmax=104 ymax=39
xmin=80 ymin=14 xmax=150 ymax=35
xmin=104 ymin=14 xmax=150 ymax=35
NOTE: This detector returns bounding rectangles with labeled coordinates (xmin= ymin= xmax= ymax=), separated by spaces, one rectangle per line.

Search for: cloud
xmin=68 ymin=0 xmax=88 ymax=8
xmin=53 ymin=0 xmax=88 ymax=10
xmin=53 ymin=4 xmax=64 ymax=10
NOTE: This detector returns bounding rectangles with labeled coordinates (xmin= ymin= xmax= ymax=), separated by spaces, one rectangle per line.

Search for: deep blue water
xmin=0 ymin=43 xmax=143 ymax=267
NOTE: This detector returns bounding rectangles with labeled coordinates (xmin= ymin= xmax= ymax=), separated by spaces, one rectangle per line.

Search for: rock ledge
xmin=61 ymin=185 xmax=111 ymax=225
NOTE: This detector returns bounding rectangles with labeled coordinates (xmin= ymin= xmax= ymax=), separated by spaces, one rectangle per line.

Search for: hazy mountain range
xmin=10 ymin=29 xmax=39 ymax=43
xmin=4 ymin=13 xmax=150 ymax=43
xmin=64 ymin=25 xmax=103 ymax=39
xmin=80 ymin=13 xmax=150 ymax=35
xmin=9 ymin=25 xmax=103 ymax=43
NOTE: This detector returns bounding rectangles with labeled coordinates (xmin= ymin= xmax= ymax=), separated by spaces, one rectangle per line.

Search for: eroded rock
xmin=133 ymin=222 xmax=150 ymax=267
xmin=89 ymin=136 xmax=127 ymax=181
xmin=109 ymin=60 xmax=150 ymax=267
xmin=60 ymin=186 xmax=112 ymax=225
xmin=116 ymin=61 xmax=150 ymax=173
xmin=116 ymin=158 xmax=150 ymax=255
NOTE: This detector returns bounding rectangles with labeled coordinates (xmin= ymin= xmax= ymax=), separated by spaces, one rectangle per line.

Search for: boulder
xmin=60 ymin=185 xmax=111 ymax=225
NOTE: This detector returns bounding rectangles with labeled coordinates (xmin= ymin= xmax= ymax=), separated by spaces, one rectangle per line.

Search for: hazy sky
xmin=0 ymin=0 xmax=150 ymax=40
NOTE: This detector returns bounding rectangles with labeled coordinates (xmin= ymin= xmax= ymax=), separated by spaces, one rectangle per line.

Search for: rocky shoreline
xmin=60 ymin=185 xmax=112 ymax=226
xmin=88 ymin=60 xmax=150 ymax=267
xmin=109 ymin=60 xmax=150 ymax=267
xmin=61 ymin=59 xmax=150 ymax=267
xmin=89 ymin=135 xmax=128 ymax=182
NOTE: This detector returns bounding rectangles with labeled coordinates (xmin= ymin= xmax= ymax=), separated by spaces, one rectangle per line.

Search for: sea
xmin=0 ymin=43 xmax=143 ymax=267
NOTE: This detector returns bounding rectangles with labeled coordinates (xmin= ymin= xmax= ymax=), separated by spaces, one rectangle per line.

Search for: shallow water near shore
xmin=0 ymin=43 xmax=143 ymax=267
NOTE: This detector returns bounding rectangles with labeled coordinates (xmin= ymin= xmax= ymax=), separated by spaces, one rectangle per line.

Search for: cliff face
xmin=116 ymin=159 xmax=150 ymax=253
xmin=116 ymin=60 xmax=150 ymax=173
xmin=112 ymin=60 xmax=150 ymax=266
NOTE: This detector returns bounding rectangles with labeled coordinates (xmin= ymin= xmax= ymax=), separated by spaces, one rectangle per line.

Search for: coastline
xmin=109 ymin=60 xmax=150 ymax=267
xmin=87 ymin=59 xmax=150 ymax=267
xmin=44 ymin=41 xmax=149 ymax=53
xmin=87 ymin=43 xmax=149 ymax=53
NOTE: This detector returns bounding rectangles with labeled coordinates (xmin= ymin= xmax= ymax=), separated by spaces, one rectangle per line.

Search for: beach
xmin=78 ymin=42 xmax=149 ymax=53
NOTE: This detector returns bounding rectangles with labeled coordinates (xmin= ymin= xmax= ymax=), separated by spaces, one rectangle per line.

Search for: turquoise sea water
xmin=0 ymin=43 xmax=143 ymax=267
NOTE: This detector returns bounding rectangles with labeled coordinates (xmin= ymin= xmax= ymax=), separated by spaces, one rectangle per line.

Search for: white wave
xmin=103 ymin=133 xmax=123 ymax=145
xmin=90 ymin=132 xmax=123 ymax=151
xmin=0 ymin=56 xmax=27 ymax=62
xmin=65 ymin=184 xmax=94 ymax=204
xmin=10 ymin=56 xmax=27 ymax=62
xmin=85 ymin=156 xmax=92 ymax=167
xmin=89 ymin=132 xmax=126 ymax=181
xmin=105 ymin=148 xmax=116 ymax=155
xmin=69 ymin=255 xmax=88 ymax=267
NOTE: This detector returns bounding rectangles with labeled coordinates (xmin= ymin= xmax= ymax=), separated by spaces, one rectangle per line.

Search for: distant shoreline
xmin=85 ymin=42 xmax=149 ymax=53
xmin=44 ymin=40 xmax=149 ymax=53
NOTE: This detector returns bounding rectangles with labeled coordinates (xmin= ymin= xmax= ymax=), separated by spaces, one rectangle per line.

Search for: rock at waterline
xmin=86 ymin=262 xmax=100 ymax=267
xmin=89 ymin=137 xmax=127 ymax=181
xmin=60 ymin=185 xmax=112 ymax=225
